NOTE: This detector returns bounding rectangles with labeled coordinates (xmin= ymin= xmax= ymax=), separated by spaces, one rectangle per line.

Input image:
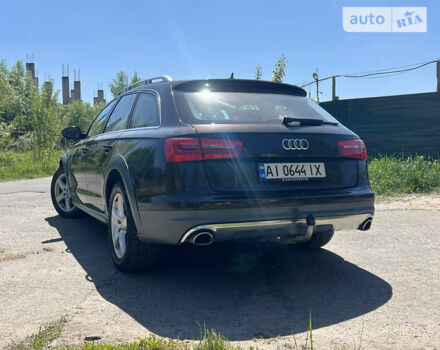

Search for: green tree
xmin=0 ymin=58 xmax=106 ymax=158
xmin=131 ymin=71 xmax=141 ymax=83
xmin=61 ymin=101 xmax=104 ymax=132
xmin=272 ymin=55 xmax=289 ymax=82
xmin=254 ymin=65 xmax=262 ymax=80
xmin=31 ymin=81 xmax=62 ymax=160
xmin=0 ymin=60 xmax=38 ymax=131
xmin=109 ymin=71 xmax=129 ymax=98
xmin=0 ymin=59 xmax=13 ymax=125
xmin=1 ymin=61 xmax=26 ymax=127
xmin=20 ymin=63 xmax=39 ymax=131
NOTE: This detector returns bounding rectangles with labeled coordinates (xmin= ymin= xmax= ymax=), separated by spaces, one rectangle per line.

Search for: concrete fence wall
xmin=320 ymin=92 xmax=440 ymax=158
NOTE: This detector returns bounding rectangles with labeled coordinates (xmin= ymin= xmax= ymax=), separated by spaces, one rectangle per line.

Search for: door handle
xmin=103 ymin=145 xmax=113 ymax=152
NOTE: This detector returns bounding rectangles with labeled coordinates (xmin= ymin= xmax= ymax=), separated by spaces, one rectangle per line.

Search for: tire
xmin=291 ymin=230 xmax=334 ymax=249
xmin=51 ymin=168 xmax=82 ymax=218
xmin=108 ymin=181 xmax=158 ymax=272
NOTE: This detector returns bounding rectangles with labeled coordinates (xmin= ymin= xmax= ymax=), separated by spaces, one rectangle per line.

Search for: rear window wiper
xmin=282 ymin=116 xmax=338 ymax=126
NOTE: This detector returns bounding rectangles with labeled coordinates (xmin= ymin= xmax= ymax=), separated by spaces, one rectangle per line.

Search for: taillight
xmin=165 ymin=138 xmax=203 ymax=162
xmin=200 ymin=138 xmax=243 ymax=160
xmin=338 ymin=139 xmax=367 ymax=160
xmin=165 ymin=138 xmax=243 ymax=162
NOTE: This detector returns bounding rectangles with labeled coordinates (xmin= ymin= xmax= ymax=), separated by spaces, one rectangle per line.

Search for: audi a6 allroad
xmin=51 ymin=77 xmax=374 ymax=271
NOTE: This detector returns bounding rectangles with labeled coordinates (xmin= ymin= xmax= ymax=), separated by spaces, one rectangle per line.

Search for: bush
xmin=368 ymin=155 xmax=440 ymax=196
xmin=61 ymin=101 xmax=104 ymax=132
xmin=0 ymin=151 xmax=61 ymax=181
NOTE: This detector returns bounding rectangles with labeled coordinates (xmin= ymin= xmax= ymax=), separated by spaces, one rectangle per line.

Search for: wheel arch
xmin=104 ymin=154 xmax=142 ymax=233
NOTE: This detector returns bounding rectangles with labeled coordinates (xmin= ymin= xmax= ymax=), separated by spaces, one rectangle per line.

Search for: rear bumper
xmin=179 ymin=213 xmax=373 ymax=244
xmin=136 ymin=189 xmax=374 ymax=244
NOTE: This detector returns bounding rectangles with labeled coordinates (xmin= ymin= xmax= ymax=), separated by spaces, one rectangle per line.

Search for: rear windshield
xmin=174 ymin=91 xmax=339 ymax=124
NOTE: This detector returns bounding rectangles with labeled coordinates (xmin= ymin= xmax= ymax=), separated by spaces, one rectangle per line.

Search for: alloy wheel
xmin=111 ymin=193 xmax=128 ymax=258
xmin=54 ymin=173 xmax=74 ymax=212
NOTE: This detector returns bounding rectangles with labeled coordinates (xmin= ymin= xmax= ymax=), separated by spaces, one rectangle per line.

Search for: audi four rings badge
xmin=282 ymin=139 xmax=309 ymax=150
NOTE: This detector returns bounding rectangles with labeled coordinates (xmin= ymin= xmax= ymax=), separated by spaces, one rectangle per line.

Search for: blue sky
xmin=0 ymin=0 xmax=438 ymax=103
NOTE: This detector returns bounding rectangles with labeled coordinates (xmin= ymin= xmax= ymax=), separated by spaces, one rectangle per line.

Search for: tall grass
xmin=368 ymin=155 xmax=440 ymax=196
xmin=194 ymin=329 xmax=241 ymax=350
xmin=8 ymin=318 xmax=66 ymax=350
xmin=0 ymin=151 xmax=61 ymax=181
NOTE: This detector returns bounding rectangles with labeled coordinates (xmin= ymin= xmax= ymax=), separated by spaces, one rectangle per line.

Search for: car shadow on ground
xmin=46 ymin=215 xmax=392 ymax=341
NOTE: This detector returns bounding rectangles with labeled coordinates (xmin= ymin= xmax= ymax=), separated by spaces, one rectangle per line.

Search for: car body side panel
xmin=66 ymin=140 xmax=88 ymax=203
xmin=60 ymin=153 xmax=68 ymax=174
xmin=63 ymin=140 xmax=89 ymax=204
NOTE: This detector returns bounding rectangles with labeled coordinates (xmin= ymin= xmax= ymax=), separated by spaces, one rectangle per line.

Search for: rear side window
xmin=88 ymin=100 xmax=117 ymax=136
xmin=130 ymin=93 xmax=159 ymax=128
xmin=104 ymin=94 xmax=136 ymax=133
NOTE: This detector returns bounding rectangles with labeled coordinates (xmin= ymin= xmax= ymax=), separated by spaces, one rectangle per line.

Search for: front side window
xmin=174 ymin=91 xmax=339 ymax=125
xmin=130 ymin=93 xmax=159 ymax=128
xmin=88 ymin=100 xmax=117 ymax=136
xmin=104 ymin=94 xmax=137 ymax=133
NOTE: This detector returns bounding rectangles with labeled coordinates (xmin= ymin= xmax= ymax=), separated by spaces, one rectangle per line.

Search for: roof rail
xmin=118 ymin=75 xmax=173 ymax=95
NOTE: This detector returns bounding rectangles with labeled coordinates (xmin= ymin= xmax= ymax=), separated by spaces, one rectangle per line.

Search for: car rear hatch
xmin=191 ymin=124 xmax=359 ymax=192
xmin=172 ymin=79 xmax=362 ymax=194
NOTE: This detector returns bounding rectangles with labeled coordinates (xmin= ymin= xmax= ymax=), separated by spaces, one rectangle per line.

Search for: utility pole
xmin=332 ymin=76 xmax=336 ymax=101
xmin=437 ymin=60 xmax=440 ymax=93
xmin=313 ymin=72 xmax=319 ymax=103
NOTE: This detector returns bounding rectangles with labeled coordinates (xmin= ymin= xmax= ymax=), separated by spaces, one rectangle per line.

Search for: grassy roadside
xmin=368 ymin=155 xmax=440 ymax=196
xmin=8 ymin=319 xmax=330 ymax=350
xmin=8 ymin=317 xmax=67 ymax=350
xmin=0 ymin=151 xmax=62 ymax=181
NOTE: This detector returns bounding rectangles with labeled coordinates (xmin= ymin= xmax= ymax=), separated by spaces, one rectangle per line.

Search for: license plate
xmin=259 ymin=162 xmax=326 ymax=181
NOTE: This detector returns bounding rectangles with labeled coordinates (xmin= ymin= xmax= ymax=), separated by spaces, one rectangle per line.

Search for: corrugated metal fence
xmin=320 ymin=92 xmax=440 ymax=158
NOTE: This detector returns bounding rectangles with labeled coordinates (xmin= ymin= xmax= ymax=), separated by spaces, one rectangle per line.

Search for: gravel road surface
xmin=0 ymin=178 xmax=439 ymax=349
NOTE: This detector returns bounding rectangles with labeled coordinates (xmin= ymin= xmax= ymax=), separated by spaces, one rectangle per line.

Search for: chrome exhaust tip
xmin=187 ymin=231 xmax=214 ymax=246
xmin=358 ymin=217 xmax=372 ymax=231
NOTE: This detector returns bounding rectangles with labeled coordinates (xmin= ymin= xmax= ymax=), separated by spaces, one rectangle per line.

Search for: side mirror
xmin=62 ymin=126 xmax=85 ymax=140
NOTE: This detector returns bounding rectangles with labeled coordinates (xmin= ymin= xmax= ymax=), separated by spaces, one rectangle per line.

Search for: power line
xmin=299 ymin=60 xmax=437 ymax=88
xmin=360 ymin=71 xmax=412 ymax=79
xmin=342 ymin=60 xmax=436 ymax=78
xmin=337 ymin=59 xmax=437 ymax=76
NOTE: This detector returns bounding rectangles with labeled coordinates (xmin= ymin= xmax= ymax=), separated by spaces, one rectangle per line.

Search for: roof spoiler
xmin=173 ymin=79 xmax=307 ymax=97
